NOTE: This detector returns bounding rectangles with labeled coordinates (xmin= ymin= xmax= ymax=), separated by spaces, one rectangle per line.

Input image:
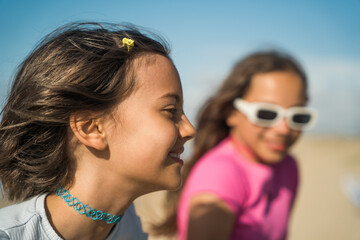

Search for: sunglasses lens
xmin=257 ymin=110 xmax=277 ymax=120
xmin=292 ymin=114 xmax=311 ymax=124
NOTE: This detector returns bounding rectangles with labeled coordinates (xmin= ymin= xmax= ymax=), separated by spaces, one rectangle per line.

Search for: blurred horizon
xmin=1 ymin=0 xmax=359 ymax=136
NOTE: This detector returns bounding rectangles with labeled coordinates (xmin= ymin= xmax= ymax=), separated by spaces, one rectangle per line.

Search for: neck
xmin=55 ymin=187 xmax=123 ymax=224
xmin=229 ymin=133 xmax=257 ymax=162
xmin=45 ymin=159 xmax=137 ymax=239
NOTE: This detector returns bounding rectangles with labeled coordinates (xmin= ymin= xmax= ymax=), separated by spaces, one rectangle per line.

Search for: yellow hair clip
xmin=122 ymin=37 xmax=134 ymax=52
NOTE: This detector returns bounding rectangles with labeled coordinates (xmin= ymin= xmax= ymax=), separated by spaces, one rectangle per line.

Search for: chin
xmin=173 ymin=177 xmax=183 ymax=190
xmin=166 ymin=183 xmax=182 ymax=191
xmin=165 ymin=172 xmax=183 ymax=191
xmin=260 ymin=151 xmax=286 ymax=165
xmin=143 ymin=179 xmax=181 ymax=195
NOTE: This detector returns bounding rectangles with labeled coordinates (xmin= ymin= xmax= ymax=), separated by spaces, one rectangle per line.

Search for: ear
xmin=69 ymin=112 xmax=108 ymax=151
xmin=226 ymin=109 xmax=240 ymax=128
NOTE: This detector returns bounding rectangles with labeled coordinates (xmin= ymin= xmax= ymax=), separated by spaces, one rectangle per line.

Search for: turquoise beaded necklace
xmin=56 ymin=187 xmax=123 ymax=224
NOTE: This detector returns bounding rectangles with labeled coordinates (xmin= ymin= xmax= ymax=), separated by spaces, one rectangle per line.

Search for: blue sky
xmin=1 ymin=0 xmax=359 ymax=135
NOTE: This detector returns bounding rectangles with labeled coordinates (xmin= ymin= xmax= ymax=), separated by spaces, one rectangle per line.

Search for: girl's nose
xmin=273 ymin=117 xmax=291 ymax=134
xmin=179 ymin=114 xmax=196 ymax=142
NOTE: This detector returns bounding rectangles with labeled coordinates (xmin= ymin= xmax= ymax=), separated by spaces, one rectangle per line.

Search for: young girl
xmin=0 ymin=22 xmax=195 ymax=240
xmin=154 ymin=51 xmax=316 ymax=239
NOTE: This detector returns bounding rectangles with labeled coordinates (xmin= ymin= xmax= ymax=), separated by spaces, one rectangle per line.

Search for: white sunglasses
xmin=233 ymin=98 xmax=317 ymax=130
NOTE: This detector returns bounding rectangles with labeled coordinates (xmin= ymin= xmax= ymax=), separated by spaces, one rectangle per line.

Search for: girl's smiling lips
xmin=169 ymin=148 xmax=184 ymax=164
xmin=266 ymin=140 xmax=287 ymax=152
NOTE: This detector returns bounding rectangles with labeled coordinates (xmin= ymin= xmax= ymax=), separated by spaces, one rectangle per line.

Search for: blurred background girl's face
xmin=227 ymin=71 xmax=306 ymax=164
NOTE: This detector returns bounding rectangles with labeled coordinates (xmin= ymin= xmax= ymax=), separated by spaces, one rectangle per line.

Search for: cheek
xmin=230 ymin=118 xmax=264 ymax=154
xmin=148 ymin=122 xmax=178 ymax=156
xmin=134 ymin=117 xmax=178 ymax=159
xmin=287 ymin=130 xmax=302 ymax=148
xmin=245 ymin=127 xmax=266 ymax=152
xmin=232 ymin=116 xmax=262 ymax=142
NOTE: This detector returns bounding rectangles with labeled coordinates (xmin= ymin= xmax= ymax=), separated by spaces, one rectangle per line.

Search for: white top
xmin=0 ymin=194 xmax=148 ymax=240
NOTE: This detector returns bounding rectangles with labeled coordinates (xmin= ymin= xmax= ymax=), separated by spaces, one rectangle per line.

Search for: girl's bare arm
xmin=187 ymin=193 xmax=235 ymax=240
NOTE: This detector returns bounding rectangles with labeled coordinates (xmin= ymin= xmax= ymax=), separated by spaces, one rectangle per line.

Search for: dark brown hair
xmin=153 ymin=50 xmax=308 ymax=236
xmin=0 ymin=22 xmax=170 ymax=201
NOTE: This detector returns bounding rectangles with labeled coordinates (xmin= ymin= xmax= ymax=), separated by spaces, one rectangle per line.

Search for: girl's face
xmin=103 ymin=54 xmax=195 ymax=194
xmin=227 ymin=71 xmax=306 ymax=165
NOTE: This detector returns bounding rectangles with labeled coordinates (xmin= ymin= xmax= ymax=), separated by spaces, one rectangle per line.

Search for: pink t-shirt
xmin=177 ymin=136 xmax=299 ymax=240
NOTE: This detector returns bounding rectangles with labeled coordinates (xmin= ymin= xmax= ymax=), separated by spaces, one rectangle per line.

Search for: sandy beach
xmin=1 ymin=135 xmax=360 ymax=239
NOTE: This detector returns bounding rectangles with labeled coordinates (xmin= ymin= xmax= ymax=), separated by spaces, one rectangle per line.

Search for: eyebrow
xmin=159 ymin=93 xmax=181 ymax=102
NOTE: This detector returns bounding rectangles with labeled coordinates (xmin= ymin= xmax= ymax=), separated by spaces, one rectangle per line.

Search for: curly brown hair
xmin=0 ymin=22 xmax=170 ymax=201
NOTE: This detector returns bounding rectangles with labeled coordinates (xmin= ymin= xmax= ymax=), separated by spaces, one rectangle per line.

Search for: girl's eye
xmin=164 ymin=107 xmax=180 ymax=121
xmin=165 ymin=108 xmax=178 ymax=116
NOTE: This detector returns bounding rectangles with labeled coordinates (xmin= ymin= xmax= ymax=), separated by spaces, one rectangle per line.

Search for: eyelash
xmin=164 ymin=107 xmax=181 ymax=121
xmin=166 ymin=108 xmax=178 ymax=116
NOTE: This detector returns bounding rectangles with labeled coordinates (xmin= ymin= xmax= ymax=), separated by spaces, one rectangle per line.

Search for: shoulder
xmin=107 ymin=203 xmax=148 ymax=240
xmin=0 ymin=195 xmax=39 ymax=228
xmin=192 ymin=138 xmax=243 ymax=178
xmin=182 ymin=139 xmax=248 ymax=210
xmin=0 ymin=194 xmax=61 ymax=240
